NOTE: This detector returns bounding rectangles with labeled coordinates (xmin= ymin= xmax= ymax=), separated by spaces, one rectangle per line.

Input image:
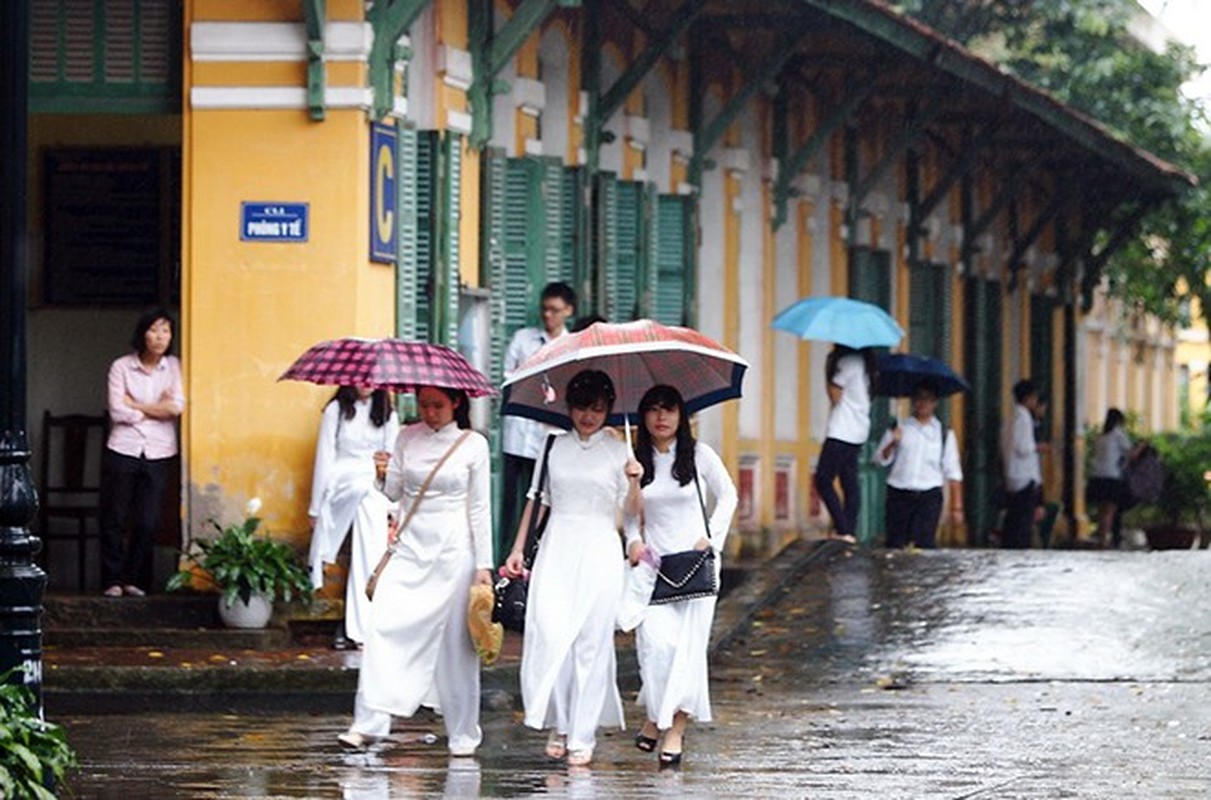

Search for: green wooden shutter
xmin=610 ymin=180 xmax=642 ymax=322
xmin=484 ymin=148 xmax=509 ymax=386
xmin=538 ymin=158 xmax=565 ymax=287
xmin=637 ymin=184 xmax=658 ymax=320
xmin=909 ymin=261 xmax=953 ymax=422
xmin=559 ymin=167 xmax=583 ymax=289
xmin=595 ymin=173 xmax=619 ymax=320
xmin=396 ymin=127 xmax=420 ymax=341
xmin=395 ymin=129 xmax=437 ymax=342
xmin=653 ymin=194 xmax=688 ymax=325
xmin=431 ymin=132 xmax=462 ymax=345
xmin=502 ymin=159 xmax=539 ymax=336
xmin=963 ymin=276 xmax=1003 ymax=546
xmin=848 ymin=247 xmax=892 ymax=546
xmin=684 ymin=193 xmax=700 ymax=328
xmin=30 ymin=0 xmax=180 ymax=113
xmin=909 ymin=262 xmax=936 ymax=357
xmin=414 ymin=131 xmax=438 ymax=340
xmin=1030 ymin=293 xmax=1055 ymax=442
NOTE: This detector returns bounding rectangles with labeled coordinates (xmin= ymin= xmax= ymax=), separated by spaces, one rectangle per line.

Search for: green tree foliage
xmin=895 ymin=0 xmax=1211 ymax=328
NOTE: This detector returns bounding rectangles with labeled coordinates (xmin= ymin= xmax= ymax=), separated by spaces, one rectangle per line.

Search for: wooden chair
xmin=38 ymin=410 xmax=108 ymax=590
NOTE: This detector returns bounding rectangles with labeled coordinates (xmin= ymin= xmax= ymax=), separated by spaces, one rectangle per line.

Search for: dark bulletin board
xmin=43 ymin=149 xmax=170 ymax=305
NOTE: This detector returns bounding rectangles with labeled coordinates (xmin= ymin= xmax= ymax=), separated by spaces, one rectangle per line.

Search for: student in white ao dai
xmin=625 ymin=385 xmax=737 ymax=767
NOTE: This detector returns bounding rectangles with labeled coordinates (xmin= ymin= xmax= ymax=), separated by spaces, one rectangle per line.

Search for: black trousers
xmin=99 ymin=449 xmax=171 ymax=588
xmin=500 ymin=453 xmax=535 ymax=562
xmin=885 ymin=486 xmax=944 ymax=549
xmin=815 ymin=438 xmax=861 ymax=537
xmin=1002 ymin=483 xmax=1040 ymax=550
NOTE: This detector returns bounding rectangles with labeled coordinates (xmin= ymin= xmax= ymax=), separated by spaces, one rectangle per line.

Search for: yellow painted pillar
xmin=721 ymin=170 xmax=742 ymax=477
xmin=760 ymin=184 xmax=776 ymax=529
xmin=185 ymin=1 xmax=396 ymax=545
xmin=797 ymin=200 xmax=816 ymax=531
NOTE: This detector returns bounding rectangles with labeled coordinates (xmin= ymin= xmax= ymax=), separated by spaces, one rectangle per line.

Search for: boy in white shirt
xmin=1000 ymin=379 xmax=1046 ymax=549
xmin=500 ymin=283 xmax=576 ymax=555
xmin=874 ymin=381 xmax=964 ymax=548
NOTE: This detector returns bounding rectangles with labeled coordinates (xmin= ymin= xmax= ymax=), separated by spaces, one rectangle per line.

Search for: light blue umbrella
xmin=771 ymin=296 xmax=904 ymax=349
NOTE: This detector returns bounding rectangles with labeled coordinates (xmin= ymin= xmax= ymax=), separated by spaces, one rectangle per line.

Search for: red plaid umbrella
xmin=279 ymin=337 xmax=497 ymax=397
xmin=501 ymin=319 xmax=748 ymax=427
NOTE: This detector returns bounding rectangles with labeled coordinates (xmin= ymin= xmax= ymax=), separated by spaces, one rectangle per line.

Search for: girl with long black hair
xmin=308 ymin=386 xmax=398 ymax=647
xmin=626 ymin=384 xmax=737 ymax=766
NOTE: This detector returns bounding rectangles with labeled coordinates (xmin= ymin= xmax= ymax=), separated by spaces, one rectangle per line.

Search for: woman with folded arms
xmin=100 ymin=309 xmax=184 ymax=598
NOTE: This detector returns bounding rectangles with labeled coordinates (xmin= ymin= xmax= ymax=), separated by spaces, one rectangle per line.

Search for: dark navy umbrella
xmin=875 ymin=353 xmax=970 ymax=397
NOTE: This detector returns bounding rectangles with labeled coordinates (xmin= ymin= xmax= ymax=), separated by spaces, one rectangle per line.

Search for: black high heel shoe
xmin=635 ymin=732 xmax=658 ymax=753
xmin=658 ymin=750 xmax=682 ymax=768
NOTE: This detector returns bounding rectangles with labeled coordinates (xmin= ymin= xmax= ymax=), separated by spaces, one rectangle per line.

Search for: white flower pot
xmin=218 ymin=592 xmax=274 ymax=629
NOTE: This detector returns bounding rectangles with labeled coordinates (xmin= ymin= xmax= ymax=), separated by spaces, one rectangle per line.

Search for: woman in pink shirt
xmin=100 ymin=309 xmax=185 ymax=597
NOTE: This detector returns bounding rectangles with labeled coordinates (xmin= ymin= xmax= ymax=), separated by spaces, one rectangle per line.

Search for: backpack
xmin=1124 ymin=445 xmax=1163 ymax=505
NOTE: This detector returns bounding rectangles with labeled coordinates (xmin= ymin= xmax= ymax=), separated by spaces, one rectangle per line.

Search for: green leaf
xmin=10 ymin=742 xmax=42 ymax=782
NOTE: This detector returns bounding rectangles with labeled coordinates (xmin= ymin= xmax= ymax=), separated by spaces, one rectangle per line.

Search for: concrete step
xmin=45 ymin=626 xmax=291 ymax=650
xmin=41 ymin=593 xmax=343 ymax=650
xmin=43 ymin=651 xmax=362 ymax=714
xmin=43 ymin=594 xmax=220 ymax=629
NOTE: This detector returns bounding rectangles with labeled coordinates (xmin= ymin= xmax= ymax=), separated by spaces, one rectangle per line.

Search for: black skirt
xmin=1086 ymin=476 xmax=1128 ymax=507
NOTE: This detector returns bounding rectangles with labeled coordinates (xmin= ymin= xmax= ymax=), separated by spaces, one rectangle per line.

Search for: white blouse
xmin=1090 ymin=426 xmax=1132 ymax=479
xmin=873 ymin=416 xmax=963 ymax=491
xmin=1001 ymin=403 xmax=1041 ymax=492
xmin=825 ymin=354 xmax=872 ymax=445
xmin=528 ymin=429 xmax=630 ymax=517
xmin=308 ymin=398 xmax=398 ymax=518
xmin=380 ymin=421 xmax=493 ymax=571
xmin=625 ymin=441 xmax=738 ymax=556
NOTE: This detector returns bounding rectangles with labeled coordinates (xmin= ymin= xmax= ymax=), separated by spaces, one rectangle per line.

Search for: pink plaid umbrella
xmin=501 ymin=319 xmax=748 ymax=427
xmin=279 ymin=337 xmax=497 ymax=397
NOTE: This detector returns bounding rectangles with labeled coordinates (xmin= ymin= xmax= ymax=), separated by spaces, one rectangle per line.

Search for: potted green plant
xmin=167 ymin=498 xmax=313 ymax=628
xmin=1124 ymin=431 xmax=1211 ymax=550
xmin=0 ymin=671 xmax=77 ymax=799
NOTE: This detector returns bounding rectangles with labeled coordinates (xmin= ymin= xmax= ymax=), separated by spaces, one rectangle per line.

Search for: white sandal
xmin=566 ymin=748 xmax=593 ymax=767
xmin=544 ymin=731 xmax=567 ymax=759
xmin=337 ymin=731 xmax=374 ymax=750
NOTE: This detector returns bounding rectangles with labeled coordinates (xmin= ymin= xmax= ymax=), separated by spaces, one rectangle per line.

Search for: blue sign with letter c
xmin=370 ymin=123 xmax=397 ymax=263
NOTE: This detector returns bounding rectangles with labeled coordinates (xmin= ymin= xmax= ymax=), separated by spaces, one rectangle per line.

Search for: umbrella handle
xmin=624 ymin=416 xmax=632 ymax=450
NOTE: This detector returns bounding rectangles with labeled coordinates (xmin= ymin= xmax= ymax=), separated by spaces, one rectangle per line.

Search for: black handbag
xmin=650 ymin=470 xmax=718 ymax=605
xmin=493 ymin=434 xmax=556 ymax=632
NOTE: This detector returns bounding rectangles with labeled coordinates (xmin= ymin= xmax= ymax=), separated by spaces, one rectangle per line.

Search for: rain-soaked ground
xmin=61 ymin=548 xmax=1211 ymax=798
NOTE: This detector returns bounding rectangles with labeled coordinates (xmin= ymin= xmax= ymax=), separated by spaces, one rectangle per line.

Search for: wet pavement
xmin=59 ymin=547 xmax=1211 ymax=798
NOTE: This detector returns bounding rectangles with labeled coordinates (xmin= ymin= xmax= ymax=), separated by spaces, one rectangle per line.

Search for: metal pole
xmin=0 ymin=0 xmax=46 ymax=706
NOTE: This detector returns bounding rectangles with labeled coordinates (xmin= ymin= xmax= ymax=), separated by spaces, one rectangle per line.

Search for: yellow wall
xmin=185 ymin=109 xmax=392 ymax=542
xmin=184 ymin=0 xmax=391 ymax=544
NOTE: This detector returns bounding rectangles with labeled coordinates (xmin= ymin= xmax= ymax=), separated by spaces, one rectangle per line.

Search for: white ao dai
xmin=520 ymin=430 xmax=631 ymax=752
xmin=627 ymin=441 xmax=737 ymax=729
xmin=351 ymin=421 xmax=492 ymax=755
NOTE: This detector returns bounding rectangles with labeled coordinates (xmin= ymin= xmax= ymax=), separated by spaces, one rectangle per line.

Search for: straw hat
xmin=467 ymin=583 xmax=504 ymax=665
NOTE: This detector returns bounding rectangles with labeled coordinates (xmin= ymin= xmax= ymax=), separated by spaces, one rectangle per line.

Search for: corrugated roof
xmin=800 ymin=0 xmax=1196 ymax=194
